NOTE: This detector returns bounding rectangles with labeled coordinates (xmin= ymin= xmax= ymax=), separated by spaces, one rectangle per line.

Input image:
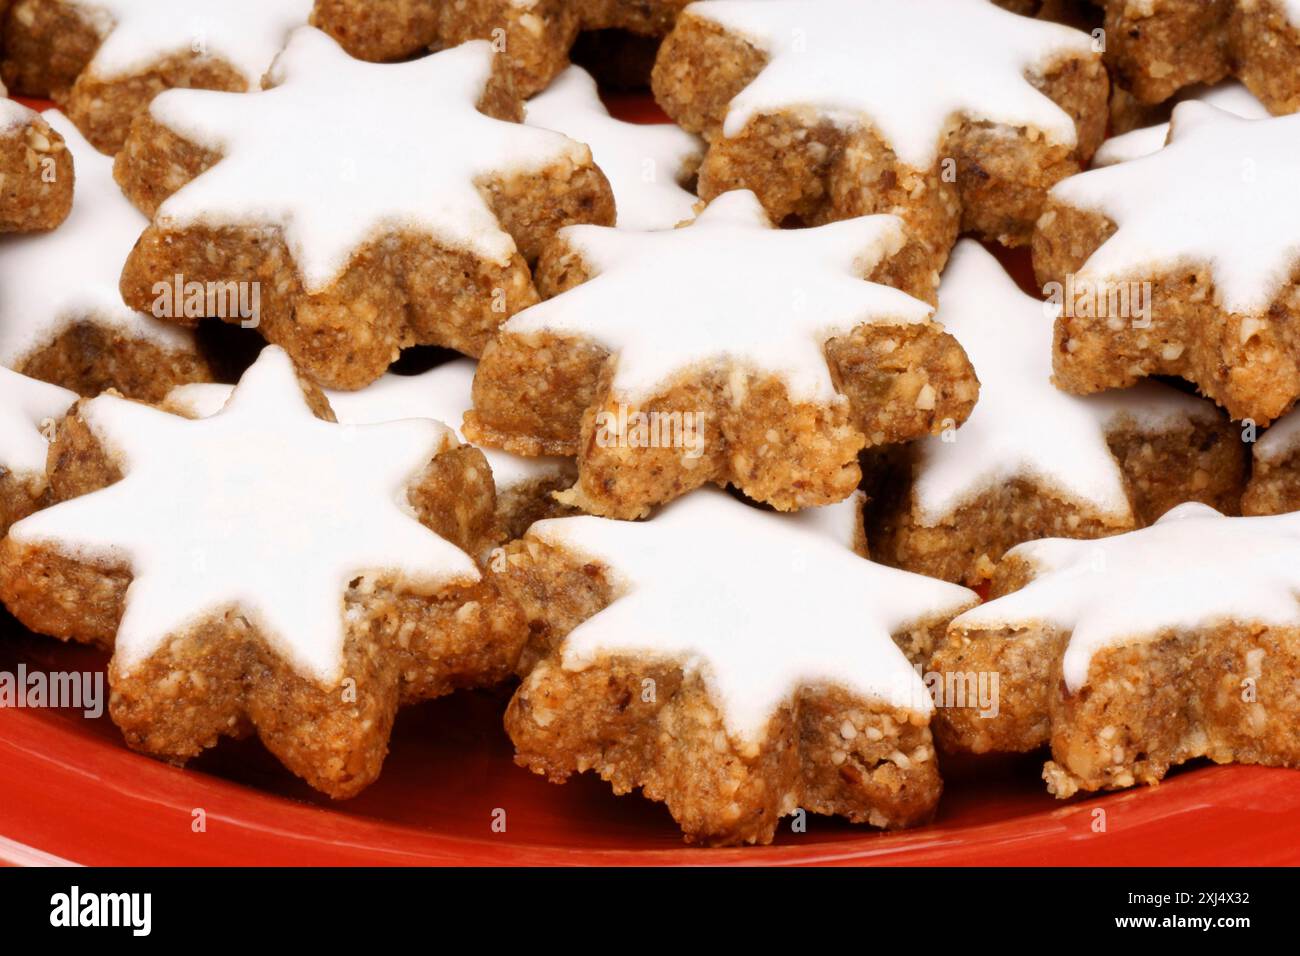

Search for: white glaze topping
xmin=531 ymin=487 xmax=977 ymax=746
xmin=525 ymin=65 xmax=702 ymax=230
xmin=1051 ymin=104 xmax=1300 ymax=315
xmin=690 ymin=0 xmax=1094 ymax=168
xmin=148 ymin=28 xmax=593 ymax=292
xmin=9 ymin=347 xmax=480 ymax=684
xmin=954 ymin=502 xmax=1300 ymax=691
xmin=0 ymin=111 xmax=196 ymax=366
xmin=503 ymin=189 xmax=932 ymax=404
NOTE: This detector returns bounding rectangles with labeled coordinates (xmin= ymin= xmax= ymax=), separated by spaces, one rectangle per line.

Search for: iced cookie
xmin=464 ymin=189 xmax=979 ymax=520
xmin=0 ymin=366 xmax=75 ymax=535
xmin=1 ymin=111 xmax=208 ymax=400
xmin=310 ymin=0 xmax=689 ymax=96
xmin=1034 ymin=104 xmax=1300 ymax=425
xmin=652 ymin=0 xmax=1107 ymax=273
xmin=791 ymin=490 xmax=868 ymax=557
xmin=167 ymin=357 xmax=575 ymax=540
xmin=1091 ymin=0 xmax=1300 ymax=113
xmin=1093 ymin=81 xmax=1269 ymax=166
xmin=1242 ymin=413 xmax=1300 ymax=516
xmin=932 ymin=502 xmax=1300 ymax=797
xmin=0 ymin=347 xmax=524 ymax=798
xmin=526 ymin=65 xmax=701 ymax=230
xmin=498 ymin=488 xmax=977 ymax=845
xmin=113 ymin=28 xmax=615 ymax=391
xmin=0 ymin=98 xmax=72 ymax=231
xmin=1 ymin=0 xmax=311 ymax=152
xmin=867 ymin=241 xmax=1245 ymax=585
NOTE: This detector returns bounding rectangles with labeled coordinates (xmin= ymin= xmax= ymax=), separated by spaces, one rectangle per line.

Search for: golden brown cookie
xmin=165 ymin=358 xmax=576 ymax=542
xmin=1 ymin=0 xmax=310 ymax=152
xmin=932 ymin=503 xmax=1300 ymax=798
xmin=0 ymin=366 xmax=76 ymax=536
xmin=652 ymin=0 xmax=1107 ymax=274
xmin=867 ymin=241 xmax=1245 ymax=585
xmin=1034 ymin=103 xmax=1300 ymax=425
xmin=112 ymin=28 xmax=614 ymax=391
xmin=497 ymin=488 xmax=977 ymax=845
xmin=1242 ymin=411 xmax=1300 ymax=515
xmin=465 ymin=190 xmax=978 ymax=519
xmin=1 ymin=110 xmax=209 ymax=400
xmin=310 ymin=0 xmax=689 ymax=95
xmin=0 ymin=347 xmax=525 ymax=798
xmin=1092 ymin=0 xmax=1300 ymax=114
xmin=0 ymin=98 xmax=71 ymax=231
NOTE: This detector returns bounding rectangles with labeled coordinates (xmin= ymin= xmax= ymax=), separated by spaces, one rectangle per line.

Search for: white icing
xmin=913 ymin=241 xmax=1217 ymax=524
xmin=691 ymin=0 xmax=1094 ymax=169
xmin=167 ymin=358 xmax=569 ymax=492
xmin=1284 ymin=0 xmax=1300 ymax=28
xmin=0 ymin=367 xmax=77 ymax=483
xmin=1051 ymin=103 xmax=1300 ymax=316
xmin=148 ymin=28 xmax=593 ymax=292
xmin=66 ymin=0 xmax=311 ymax=85
xmin=0 ymin=111 xmax=196 ymax=366
xmin=503 ymin=189 xmax=933 ymax=404
xmin=952 ymin=502 xmax=1300 ymax=691
xmin=1254 ymin=409 xmax=1300 ymax=463
xmin=0 ymin=98 xmax=33 ymax=132
xmin=155 ymin=381 xmax=231 ymax=419
xmin=1092 ymin=82 xmax=1269 ymax=167
xmin=532 ymin=487 xmax=977 ymax=745
xmin=1084 ymin=381 xmax=1219 ymax=432
xmin=525 ymin=65 xmax=702 ymax=230
xmin=359 ymin=359 xmax=569 ymax=492
xmin=8 ymin=347 xmax=480 ymax=684
xmin=789 ymin=490 xmax=865 ymax=551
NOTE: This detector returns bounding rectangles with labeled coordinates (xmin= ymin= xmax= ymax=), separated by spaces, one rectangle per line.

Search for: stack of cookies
xmin=1 ymin=0 xmax=1299 ymax=847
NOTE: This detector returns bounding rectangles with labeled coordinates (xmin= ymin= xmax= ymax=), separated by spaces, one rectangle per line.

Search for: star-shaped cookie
xmin=525 ymin=65 xmax=702 ymax=230
xmin=1243 ymin=410 xmax=1300 ymax=516
xmin=867 ymin=240 xmax=1243 ymax=584
xmin=0 ymin=366 xmax=76 ymax=534
xmin=466 ymin=189 xmax=978 ymax=519
xmin=310 ymin=0 xmax=689 ymax=95
xmin=653 ymin=0 xmax=1107 ymax=268
xmin=1092 ymin=0 xmax=1300 ymax=112
xmin=167 ymin=357 xmax=575 ymax=539
xmin=1035 ymin=104 xmax=1300 ymax=424
xmin=500 ymin=487 xmax=977 ymax=845
xmin=114 ymin=27 xmax=615 ymax=390
xmin=0 ymin=110 xmax=208 ymax=400
xmin=1092 ymin=81 xmax=1269 ymax=167
xmin=791 ymin=490 xmax=868 ymax=556
xmin=934 ymin=502 xmax=1300 ymax=797
xmin=0 ymin=98 xmax=73 ymax=232
xmin=1 ymin=0 xmax=312 ymax=151
xmin=0 ymin=346 xmax=525 ymax=797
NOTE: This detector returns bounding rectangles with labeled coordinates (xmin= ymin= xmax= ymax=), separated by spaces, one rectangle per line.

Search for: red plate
xmin=3 ymin=622 xmax=1300 ymax=866
xmin=3 ymin=94 xmax=1297 ymax=867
